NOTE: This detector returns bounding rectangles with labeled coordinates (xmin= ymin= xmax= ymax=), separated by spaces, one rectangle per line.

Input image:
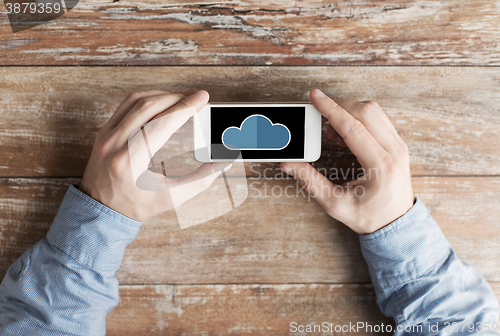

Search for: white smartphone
xmin=194 ymin=103 xmax=322 ymax=162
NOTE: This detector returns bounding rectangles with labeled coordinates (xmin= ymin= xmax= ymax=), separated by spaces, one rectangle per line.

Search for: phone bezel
xmin=194 ymin=103 xmax=321 ymax=162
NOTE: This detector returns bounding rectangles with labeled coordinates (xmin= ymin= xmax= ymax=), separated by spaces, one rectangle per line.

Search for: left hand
xmin=79 ymin=90 xmax=229 ymax=221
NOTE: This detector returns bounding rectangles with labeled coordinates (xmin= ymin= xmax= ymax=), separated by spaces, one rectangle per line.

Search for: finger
xmin=136 ymin=90 xmax=209 ymax=155
xmin=166 ymin=162 xmax=232 ymax=208
xmin=359 ymin=100 xmax=408 ymax=149
xmin=105 ymin=90 xmax=171 ymax=130
xmin=280 ymin=162 xmax=344 ymax=211
xmin=127 ymin=91 xmax=210 ymax=178
xmin=310 ymin=89 xmax=387 ymax=168
xmin=151 ymin=90 xmax=209 ymax=122
xmin=335 ymin=99 xmax=407 ymax=153
xmin=115 ymin=92 xmax=186 ymax=142
xmin=340 ymin=100 xmax=397 ymax=134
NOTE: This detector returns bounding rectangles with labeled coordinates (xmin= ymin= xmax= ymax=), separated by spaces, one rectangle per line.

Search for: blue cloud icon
xmin=222 ymin=114 xmax=291 ymax=150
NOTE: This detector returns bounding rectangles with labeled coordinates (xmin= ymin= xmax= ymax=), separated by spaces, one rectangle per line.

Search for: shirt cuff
xmin=46 ymin=185 xmax=143 ymax=274
xmin=359 ymin=197 xmax=453 ymax=291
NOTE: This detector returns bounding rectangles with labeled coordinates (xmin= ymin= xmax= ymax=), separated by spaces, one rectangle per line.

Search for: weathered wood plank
xmin=1 ymin=176 xmax=499 ymax=284
xmin=0 ymin=178 xmax=80 ymax=272
xmin=106 ymin=284 xmax=394 ymax=336
xmin=1 ymin=66 xmax=499 ymax=177
xmin=1 ymin=0 xmax=500 ymax=65
xmin=107 ymin=283 xmax=500 ymax=335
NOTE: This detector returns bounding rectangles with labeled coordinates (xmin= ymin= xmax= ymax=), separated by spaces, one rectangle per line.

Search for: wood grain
xmin=106 ymin=284 xmax=393 ymax=336
xmin=1 ymin=176 xmax=499 ymax=284
xmin=1 ymin=0 xmax=500 ymax=65
xmin=1 ymin=0 xmax=498 ymax=330
xmin=106 ymin=282 xmax=500 ymax=335
xmin=1 ymin=66 xmax=499 ymax=177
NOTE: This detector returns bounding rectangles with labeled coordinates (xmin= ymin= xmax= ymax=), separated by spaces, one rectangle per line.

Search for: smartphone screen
xmin=210 ymin=106 xmax=306 ymax=160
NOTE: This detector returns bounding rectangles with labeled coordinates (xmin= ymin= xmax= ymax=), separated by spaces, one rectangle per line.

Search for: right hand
xmin=280 ymin=89 xmax=414 ymax=235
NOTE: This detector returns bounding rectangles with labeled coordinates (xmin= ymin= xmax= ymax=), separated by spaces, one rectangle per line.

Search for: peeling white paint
xmin=362 ymin=3 xmax=442 ymax=24
xmin=0 ymin=39 xmax=33 ymax=50
xmin=104 ymin=12 xmax=284 ymax=45
xmin=227 ymin=324 xmax=260 ymax=333
xmin=0 ymin=130 xmax=93 ymax=145
xmin=22 ymin=47 xmax=89 ymax=54
xmin=96 ymin=39 xmax=198 ymax=54
xmin=56 ymin=51 xmax=292 ymax=62
xmin=153 ymin=285 xmax=183 ymax=318
xmin=304 ymin=53 xmax=365 ymax=61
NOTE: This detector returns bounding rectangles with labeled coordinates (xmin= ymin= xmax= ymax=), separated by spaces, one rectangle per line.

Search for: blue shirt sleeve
xmin=0 ymin=185 xmax=142 ymax=336
xmin=360 ymin=198 xmax=500 ymax=335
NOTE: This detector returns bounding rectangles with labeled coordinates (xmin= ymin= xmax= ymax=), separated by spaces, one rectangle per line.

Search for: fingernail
xmin=195 ymin=90 xmax=208 ymax=99
xmin=313 ymin=89 xmax=326 ymax=98
xmin=281 ymin=163 xmax=294 ymax=176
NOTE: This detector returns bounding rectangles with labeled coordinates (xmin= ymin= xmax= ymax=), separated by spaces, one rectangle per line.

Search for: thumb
xmin=280 ymin=162 xmax=340 ymax=211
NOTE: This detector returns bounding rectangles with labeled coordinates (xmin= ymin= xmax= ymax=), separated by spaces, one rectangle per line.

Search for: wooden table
xmin=1 ymin=1 xmax=499 ymax=335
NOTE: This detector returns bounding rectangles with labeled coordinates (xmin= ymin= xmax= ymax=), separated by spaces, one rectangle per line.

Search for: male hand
xmin=280 ymin=89 xmax=414 ymax=234
xmin=79 ymin=90 xmax=228 ymax=221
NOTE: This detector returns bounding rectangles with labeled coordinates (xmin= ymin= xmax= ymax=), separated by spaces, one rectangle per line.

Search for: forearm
xmin=0 ymin=185 xmax=142 ymax=335
xmin=360 ymin=198 xmax=499 ymax=335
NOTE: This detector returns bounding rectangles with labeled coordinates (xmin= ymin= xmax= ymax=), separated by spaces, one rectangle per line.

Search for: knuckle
xmin=109 ymin=161 xmax=122 ymax=176
xmin=148 ymin=114 xmax=169 ymax=133
xmin=380 ymin=154 xmax=396 ymax=174
xmin=109 ymin=152 xmax=129 ymax=175
xmin=96 ymin=136 xmax=114 ymax=157
xmin=358 ymin=100 xmax=380 ymax=116
xmin=175 ymin=99 xmax=190 ymax=110
xmin=126 ymin=91 xmax=142 ymax=101
xmin=303 ymin=168 xmax=320 ymax=194
xmin=365 ymin=100 xmax=380 ymax=109
xmin=137 ymin=97 xmax=156 ymax=110
xmin=323 ymin=99 xmax=341 ymax=118
xmin=347 ymin=119 xmax=366 ymax=137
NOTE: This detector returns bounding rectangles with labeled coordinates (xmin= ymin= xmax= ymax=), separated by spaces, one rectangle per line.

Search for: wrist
xmin=361 ymin=197 xmax=417 ymax=235
xmin=78 ymin=180 xmax=102 ymax=206
xmin=359 ymin=198 xmax=451 ymax=289
xmin=47 ymin=185 xmax=142 ymax=273
xmin=353 ymin=195 xmax=415 ymax=235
